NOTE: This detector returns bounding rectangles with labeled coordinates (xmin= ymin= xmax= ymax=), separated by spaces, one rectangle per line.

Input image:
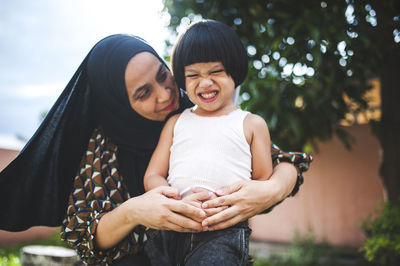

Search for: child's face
xmin=184 ymin=61 xmax=236 ymax=116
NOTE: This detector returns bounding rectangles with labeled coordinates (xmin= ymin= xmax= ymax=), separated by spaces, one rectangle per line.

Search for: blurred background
xmin=1 ymin=0 xmax=399 ymax=265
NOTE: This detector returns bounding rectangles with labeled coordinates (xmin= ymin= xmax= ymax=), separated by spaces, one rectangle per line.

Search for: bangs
xmin=178 ymin=26 xmax=229 ymax=67
xmin=172 ymin=20 xmax=248 ymax=90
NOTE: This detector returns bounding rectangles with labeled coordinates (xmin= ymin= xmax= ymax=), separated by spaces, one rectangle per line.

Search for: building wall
xmin=250 ymin=124 xmax=385 ymax=247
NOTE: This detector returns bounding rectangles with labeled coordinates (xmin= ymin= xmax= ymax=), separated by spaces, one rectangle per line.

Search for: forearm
xmin=268 ymin=162 xmax=297 ymax=202
xmin=144 ymin=174 xmax=170 ymax=191
xmin=95 ymin=198 xmax=140 ymax=250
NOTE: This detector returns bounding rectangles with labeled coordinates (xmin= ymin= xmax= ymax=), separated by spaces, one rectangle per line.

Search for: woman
xmin=0 ymin=34 xmax=311 ymax=265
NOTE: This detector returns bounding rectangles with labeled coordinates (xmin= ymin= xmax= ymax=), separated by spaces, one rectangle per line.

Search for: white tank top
xmin=167 ymin=108 xmax=252 ymax=197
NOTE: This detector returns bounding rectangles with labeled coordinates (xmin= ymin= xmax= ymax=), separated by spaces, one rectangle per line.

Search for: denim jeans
xmin=145 ymin=221 xmax=251 ymax=266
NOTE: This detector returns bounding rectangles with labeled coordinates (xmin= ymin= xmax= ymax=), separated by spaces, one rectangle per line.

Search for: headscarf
xmin=0 ymin=34 xmax=193 ymax=232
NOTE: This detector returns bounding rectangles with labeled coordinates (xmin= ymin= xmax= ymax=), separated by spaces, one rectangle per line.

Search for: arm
xmin=244 ymin=113 xmax=273 ymax=181
xmin=95 ymin=186 xmax=206 ymax=249
xmin=143 ymin=114 xmax=179 ymax=191
xmin=201 ymin=143 xmax=312 ymax=231
xmin=61 ymin=128 xmax=205 ymax=265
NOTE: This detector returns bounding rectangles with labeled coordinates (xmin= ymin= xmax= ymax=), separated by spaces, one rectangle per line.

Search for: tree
xmin=163 ymin=0 xmax=400 ymax=205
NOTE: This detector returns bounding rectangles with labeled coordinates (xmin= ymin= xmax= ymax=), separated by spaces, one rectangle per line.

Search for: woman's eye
xmin=185 ymin=74 xmax=199 ymax=78
xmin=135 ymin=88 xmax=151 ymax=100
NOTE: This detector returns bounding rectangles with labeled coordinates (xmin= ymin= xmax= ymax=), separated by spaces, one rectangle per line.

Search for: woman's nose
xmin=156 ymin=85 xmax=170 ymax=103
xmin=199 ymin=77 xmax=213 ymax=88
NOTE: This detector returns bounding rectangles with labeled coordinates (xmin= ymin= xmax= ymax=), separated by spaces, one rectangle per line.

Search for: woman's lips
xmin=162 ymin=98 xmax=176 ymax=111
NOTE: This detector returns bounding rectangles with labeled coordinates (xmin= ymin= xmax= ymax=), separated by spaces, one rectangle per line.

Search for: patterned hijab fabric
xmin=0 ymin=34 xmax=190 ymax=231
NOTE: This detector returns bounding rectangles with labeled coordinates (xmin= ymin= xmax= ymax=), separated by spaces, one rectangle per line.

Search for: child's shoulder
xmin=244 ymin=112 xmax=268 ymax=129
xmin=166 ymin=113 xmax=182 ymax=126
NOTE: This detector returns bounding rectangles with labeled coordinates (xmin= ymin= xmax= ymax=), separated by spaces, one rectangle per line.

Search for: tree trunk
xmin=21 ymin=245 xmax=81 ymax=266
xmin=380 ymin=55 xmax=400 ymax=206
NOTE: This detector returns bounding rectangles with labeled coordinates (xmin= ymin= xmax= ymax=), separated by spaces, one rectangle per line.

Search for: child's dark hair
xmin=171 ymin=19 xmax=248 ymax=90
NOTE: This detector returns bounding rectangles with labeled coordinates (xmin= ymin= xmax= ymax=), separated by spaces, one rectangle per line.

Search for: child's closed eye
xmin=211 ymin=69 xmax=224 ymax=74
xmin=185 ymin=74 xmax=199 ymax=78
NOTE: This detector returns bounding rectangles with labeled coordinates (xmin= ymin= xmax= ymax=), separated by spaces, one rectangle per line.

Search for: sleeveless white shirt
xmin=167 ymin=108 xmax=252 ymax=197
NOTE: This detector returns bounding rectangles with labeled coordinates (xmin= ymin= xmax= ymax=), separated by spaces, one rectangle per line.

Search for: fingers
xmin=164 ymin=212 xmax=203 ymax=232
xmin=202 ymin=206 xmax=244 ymax=230
xmin=202 ymin=206 xmax=237 ymax=227
xmin=157 ymin=186 xmax=180 ymax=200
xmin=203 ymin=206 xmax=228 ymax=217
xmin=186 ymin=191 xmax=213 ymax=202
xmin=191 ymin=187 xmax=210 ymax=194
xmin=215 ymin=182 xmax=244 ymax=196
xmin=201 ymin=194 xmax=235 ymax=209
xmin=168 ymin=200 xmax=206 ymax=221
xmin=206 ymin=215 xmax=244 ymax=231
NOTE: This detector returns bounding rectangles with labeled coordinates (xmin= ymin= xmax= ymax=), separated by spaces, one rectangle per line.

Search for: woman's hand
xmin=95 ymin=186 xmax=206 ymax=250
xmin=132 ymin=186 xmax=206 ymax=231
xmin=201 ymin=162 xmax=297 ymax=231
xmin=182 ymin=187 xmax=228 ymax=218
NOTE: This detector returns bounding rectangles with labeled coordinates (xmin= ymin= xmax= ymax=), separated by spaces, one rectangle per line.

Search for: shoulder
xmin=242 ymin=112 xmax=270 ymax=144
xmin=160 ymin=113 xmax=182 ymax=138
xmin=165 ymin=113 xmax=181 ymax=128
xmin=244 ymin=113 xmax=269 ymax=131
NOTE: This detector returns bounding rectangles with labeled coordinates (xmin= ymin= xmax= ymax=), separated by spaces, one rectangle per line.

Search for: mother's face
xmin=125 ymin=52 xmax=180 ymax=121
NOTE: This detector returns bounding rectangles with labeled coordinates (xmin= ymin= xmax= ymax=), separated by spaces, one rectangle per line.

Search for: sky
xmin=0 ymin=0 xmax=171 ymax=141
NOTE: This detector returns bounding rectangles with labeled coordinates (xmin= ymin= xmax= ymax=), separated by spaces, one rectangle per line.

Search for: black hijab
xmin=0 ymin=34 xmax=192 ymax=232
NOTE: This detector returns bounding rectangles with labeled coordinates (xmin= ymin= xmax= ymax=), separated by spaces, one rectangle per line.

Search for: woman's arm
xmin=95 ymin=186 xmax=206 ymax=249
xmin=61 ymin=128 xmax=206 ymax=265
xmin=201 ymin=162 xmax=297 ymax=230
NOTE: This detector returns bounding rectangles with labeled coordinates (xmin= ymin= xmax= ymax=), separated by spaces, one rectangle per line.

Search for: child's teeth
xmin=201 ymin=92 xmax=216 ymax=98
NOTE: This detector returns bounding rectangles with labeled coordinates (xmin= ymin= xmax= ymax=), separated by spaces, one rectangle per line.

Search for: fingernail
xmin=202 ymin=203 xmax=208 ymax=208
xmin=216 ymin=189 xmax=223 ymax=195
xmin=208 ymin=192 xmax=213 ymax=196
xmin=202 ymin=220 xmax=208 ymax=226
xmin=200 ymin=210 xmax=206 ymax=217
xmin=203 ymin=226 xmax=209 ymax=231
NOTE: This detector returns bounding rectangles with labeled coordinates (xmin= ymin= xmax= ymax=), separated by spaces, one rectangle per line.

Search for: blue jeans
xmin=145 ymin=221 xmax=251 ymax=266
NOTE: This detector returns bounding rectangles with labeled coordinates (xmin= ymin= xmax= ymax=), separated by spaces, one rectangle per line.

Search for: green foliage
xmin=163 ymin=0 xmax=400 ymax=151
xmin=360 ymin=203 xmax=400 ymax=265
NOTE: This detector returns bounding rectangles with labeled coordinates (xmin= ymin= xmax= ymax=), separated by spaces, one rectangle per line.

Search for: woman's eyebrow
xmin=155 ymin=63 xmax=165 ymax=83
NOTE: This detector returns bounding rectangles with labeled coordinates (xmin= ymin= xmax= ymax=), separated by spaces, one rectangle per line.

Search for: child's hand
xmin=185 ymin=187 xmax=229 ymax=231
xmin=181 ymin=188 xmax=213 ymax=209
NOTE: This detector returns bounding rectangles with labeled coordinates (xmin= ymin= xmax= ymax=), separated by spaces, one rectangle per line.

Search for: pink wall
xmin=250 ymin=125 xmax=385 ymax=247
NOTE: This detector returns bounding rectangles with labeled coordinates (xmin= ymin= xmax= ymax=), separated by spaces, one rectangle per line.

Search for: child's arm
xmin=143 ymin=114 xmax=180 ymax=191
xmin=244 ymin=113 xmax=273 ymax=181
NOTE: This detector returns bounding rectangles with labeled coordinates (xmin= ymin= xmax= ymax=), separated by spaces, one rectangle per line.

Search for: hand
xmin=201 ymin=179 xmax=283 ymax=230
xmin=132 ymin=186 xmax=206 ymax=232
xmin=183 ymin=187 xmax=228 ymax=217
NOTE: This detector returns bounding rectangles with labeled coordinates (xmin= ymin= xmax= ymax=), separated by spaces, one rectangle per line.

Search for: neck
xmin=192 ymin=105 xmax=237 ymax=117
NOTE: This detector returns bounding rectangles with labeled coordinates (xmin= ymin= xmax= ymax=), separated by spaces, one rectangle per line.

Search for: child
xmin=143 ymin=19 xmax=273 ymax=265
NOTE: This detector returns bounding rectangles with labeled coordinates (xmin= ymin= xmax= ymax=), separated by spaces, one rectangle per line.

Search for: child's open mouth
xmin=199 ymin=91 xmax=218 ymax=102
